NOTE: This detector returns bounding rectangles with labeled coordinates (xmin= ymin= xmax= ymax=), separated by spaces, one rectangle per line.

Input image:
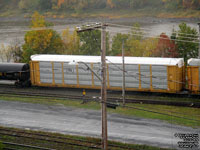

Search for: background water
xmin=0 ymin=16 xmax=199 ymax=47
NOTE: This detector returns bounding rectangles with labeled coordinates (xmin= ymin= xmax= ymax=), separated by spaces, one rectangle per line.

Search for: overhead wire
xmin=106 ymin=59 xmax=164 ymax=89
xmin=107 ymin=25 xmax=199 ymax=41
xmin=107 ymin=23 xmax=200 ymax=37
xmin=106 ymin=29 xmax=200 ymax=44
xmin=106 ymin=58 xmax=200 ymax=89
xmin=3 ymin=23 xmax=199 ymax=44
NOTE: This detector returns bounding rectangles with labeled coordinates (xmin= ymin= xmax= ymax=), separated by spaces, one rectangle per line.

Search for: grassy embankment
xmin=0 ymin=95 xmax=199 ymax=128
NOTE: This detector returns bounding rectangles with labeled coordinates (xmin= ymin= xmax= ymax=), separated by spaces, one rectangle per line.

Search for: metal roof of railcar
xmin=31 ymin=55 xmax=184 ymax=67
xmin=188 ymin=58 xmax=200 ymax=66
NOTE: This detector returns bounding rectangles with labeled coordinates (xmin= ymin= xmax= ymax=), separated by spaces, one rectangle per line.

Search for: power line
xmin=107 ymin=23 xmax=200 ymax=37
xmin=108 ymin=28 xmax=199 ymax=42
xmin=106 ymin=60 xmax=163 ymax=89
xmin=107 ymin=25 xmax=199 ymax=41
xmin=107 ymin=30 xmax=200 ymax=44
xmin=106 ymin=58 xmax=200 ymax=89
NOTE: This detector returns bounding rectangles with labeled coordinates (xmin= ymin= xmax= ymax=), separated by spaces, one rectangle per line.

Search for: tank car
xmin=0 ymin=63 xmax=30 ymax=87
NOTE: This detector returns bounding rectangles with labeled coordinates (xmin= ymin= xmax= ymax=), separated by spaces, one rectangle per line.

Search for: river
xmin=0 ymin=16 xmax=199 ymax=46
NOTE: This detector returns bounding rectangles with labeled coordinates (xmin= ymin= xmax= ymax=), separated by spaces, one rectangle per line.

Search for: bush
xmin=0 ymin=141 xmax=4 ymax=150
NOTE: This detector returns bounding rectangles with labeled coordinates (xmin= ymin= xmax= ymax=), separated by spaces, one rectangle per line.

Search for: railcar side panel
xmin=187 ymin=66 xmax=199 ymax=94
xmin=30 ymin=61 xmax=40 ymax=86
xmin=168 ymin=66 xmax=184 ymax=92
xmin=30 ymin=60 xmax=184 ymax=93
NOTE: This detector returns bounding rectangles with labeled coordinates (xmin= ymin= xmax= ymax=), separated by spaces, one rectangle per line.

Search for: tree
xmin=78 ymin=29 xmax=109 ymax=55
xmin=124 ymin=23 xmax=148 ymax=57
xmin=18 ymin=0 xmax=40 ymax=12
xmin=22 ymin=12 xmax=64 ymax=63
xmin=126 ymin=37 xmax=157 ymax=57
xmin=0 ymin=44 xmax=14 ymax=62
xmin=110 ymin=33 xmax=129 ymax=56
xmin=122 ymin=23 xmax=158 ymax=57
xmin=10 ymin=38 xmax=23 ymax=62
xmin=31 ymin=11 xmax=53 ymax=28
xmin=172 ymin=22 xmax=199 ymax=63
xmin=62 ymin=28 xmax=80 ymax=54
xmin=153 ymin=33 xmax=178 ymax=57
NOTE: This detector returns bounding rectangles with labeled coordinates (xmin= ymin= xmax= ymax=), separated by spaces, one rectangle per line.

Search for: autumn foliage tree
xmin=123 ymin=23 xmax=157 ymax=57
xmin=111 ymin=24 xmax=158 ymax=57
xmin=153 ymin=33 xmax=178 ymax=57
xmin=22 ymin=12 xmax=64 ymax=63
xmin=62 ymin=28 xmax=80 ymax=54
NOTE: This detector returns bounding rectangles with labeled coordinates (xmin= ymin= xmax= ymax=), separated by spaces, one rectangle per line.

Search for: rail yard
xmin=0 ymin=55 xmax=200 ymax=149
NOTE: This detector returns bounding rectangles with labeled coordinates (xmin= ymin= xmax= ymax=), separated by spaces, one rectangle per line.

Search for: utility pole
xmin=76 ymin=22 xmax=108 ymax=150
xmin=122 ymin=41 xmax=125 ymax=106
xmin=198 ymin=23 xmax=200 ymax=59
xmin=101 ymin=23 xmax=108 ymax=150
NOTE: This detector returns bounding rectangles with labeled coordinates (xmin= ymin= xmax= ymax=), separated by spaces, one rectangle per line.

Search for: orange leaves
xmin=57 ymin=0 xmax=65 ymax=8
xmin=107 ymin=0 xmax=115 ymax=8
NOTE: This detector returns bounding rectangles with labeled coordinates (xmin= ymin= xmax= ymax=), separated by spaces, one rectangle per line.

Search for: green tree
xmin=110 ymin=33 xmax=129 ymax=56
xmin=22 ymin=12 xmax=64 ymax=63
xmin=78 ymin=29 xmax=109 ymax=55
xmin=172 ymin=22 xmax=199 ymax=63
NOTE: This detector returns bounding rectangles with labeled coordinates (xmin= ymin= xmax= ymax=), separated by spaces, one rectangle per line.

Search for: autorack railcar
xmin=187 ymin=58 xmax=200 ymax=94
xmin=30 ymin=55 xmax=185 ymax=93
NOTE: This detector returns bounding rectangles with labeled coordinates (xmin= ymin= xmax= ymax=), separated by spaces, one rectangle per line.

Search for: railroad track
xmin=2 ymin=142 xmax=54 ymax=150
xmin=0 ymin=127 xmax=134 ymax=150
xmin=0 ymin=88 xmax=200 ymax=108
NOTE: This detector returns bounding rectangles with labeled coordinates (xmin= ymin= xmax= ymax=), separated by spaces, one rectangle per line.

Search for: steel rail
xmin=2 ymin=141 xmax=55 ymax=150
xmin=0 ymin=128 xmax=135 ymax=150
xmin=0 ymin=89 xmax=199 ymax=108
xmin=0 ymin=132 xmax=101 ymax=150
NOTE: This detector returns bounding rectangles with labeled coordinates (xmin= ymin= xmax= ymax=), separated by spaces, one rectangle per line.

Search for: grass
xmin=0 ymin=95 xmax=199 ymax=128
xmin=110 ymin=91 xmax=200 ymax=103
